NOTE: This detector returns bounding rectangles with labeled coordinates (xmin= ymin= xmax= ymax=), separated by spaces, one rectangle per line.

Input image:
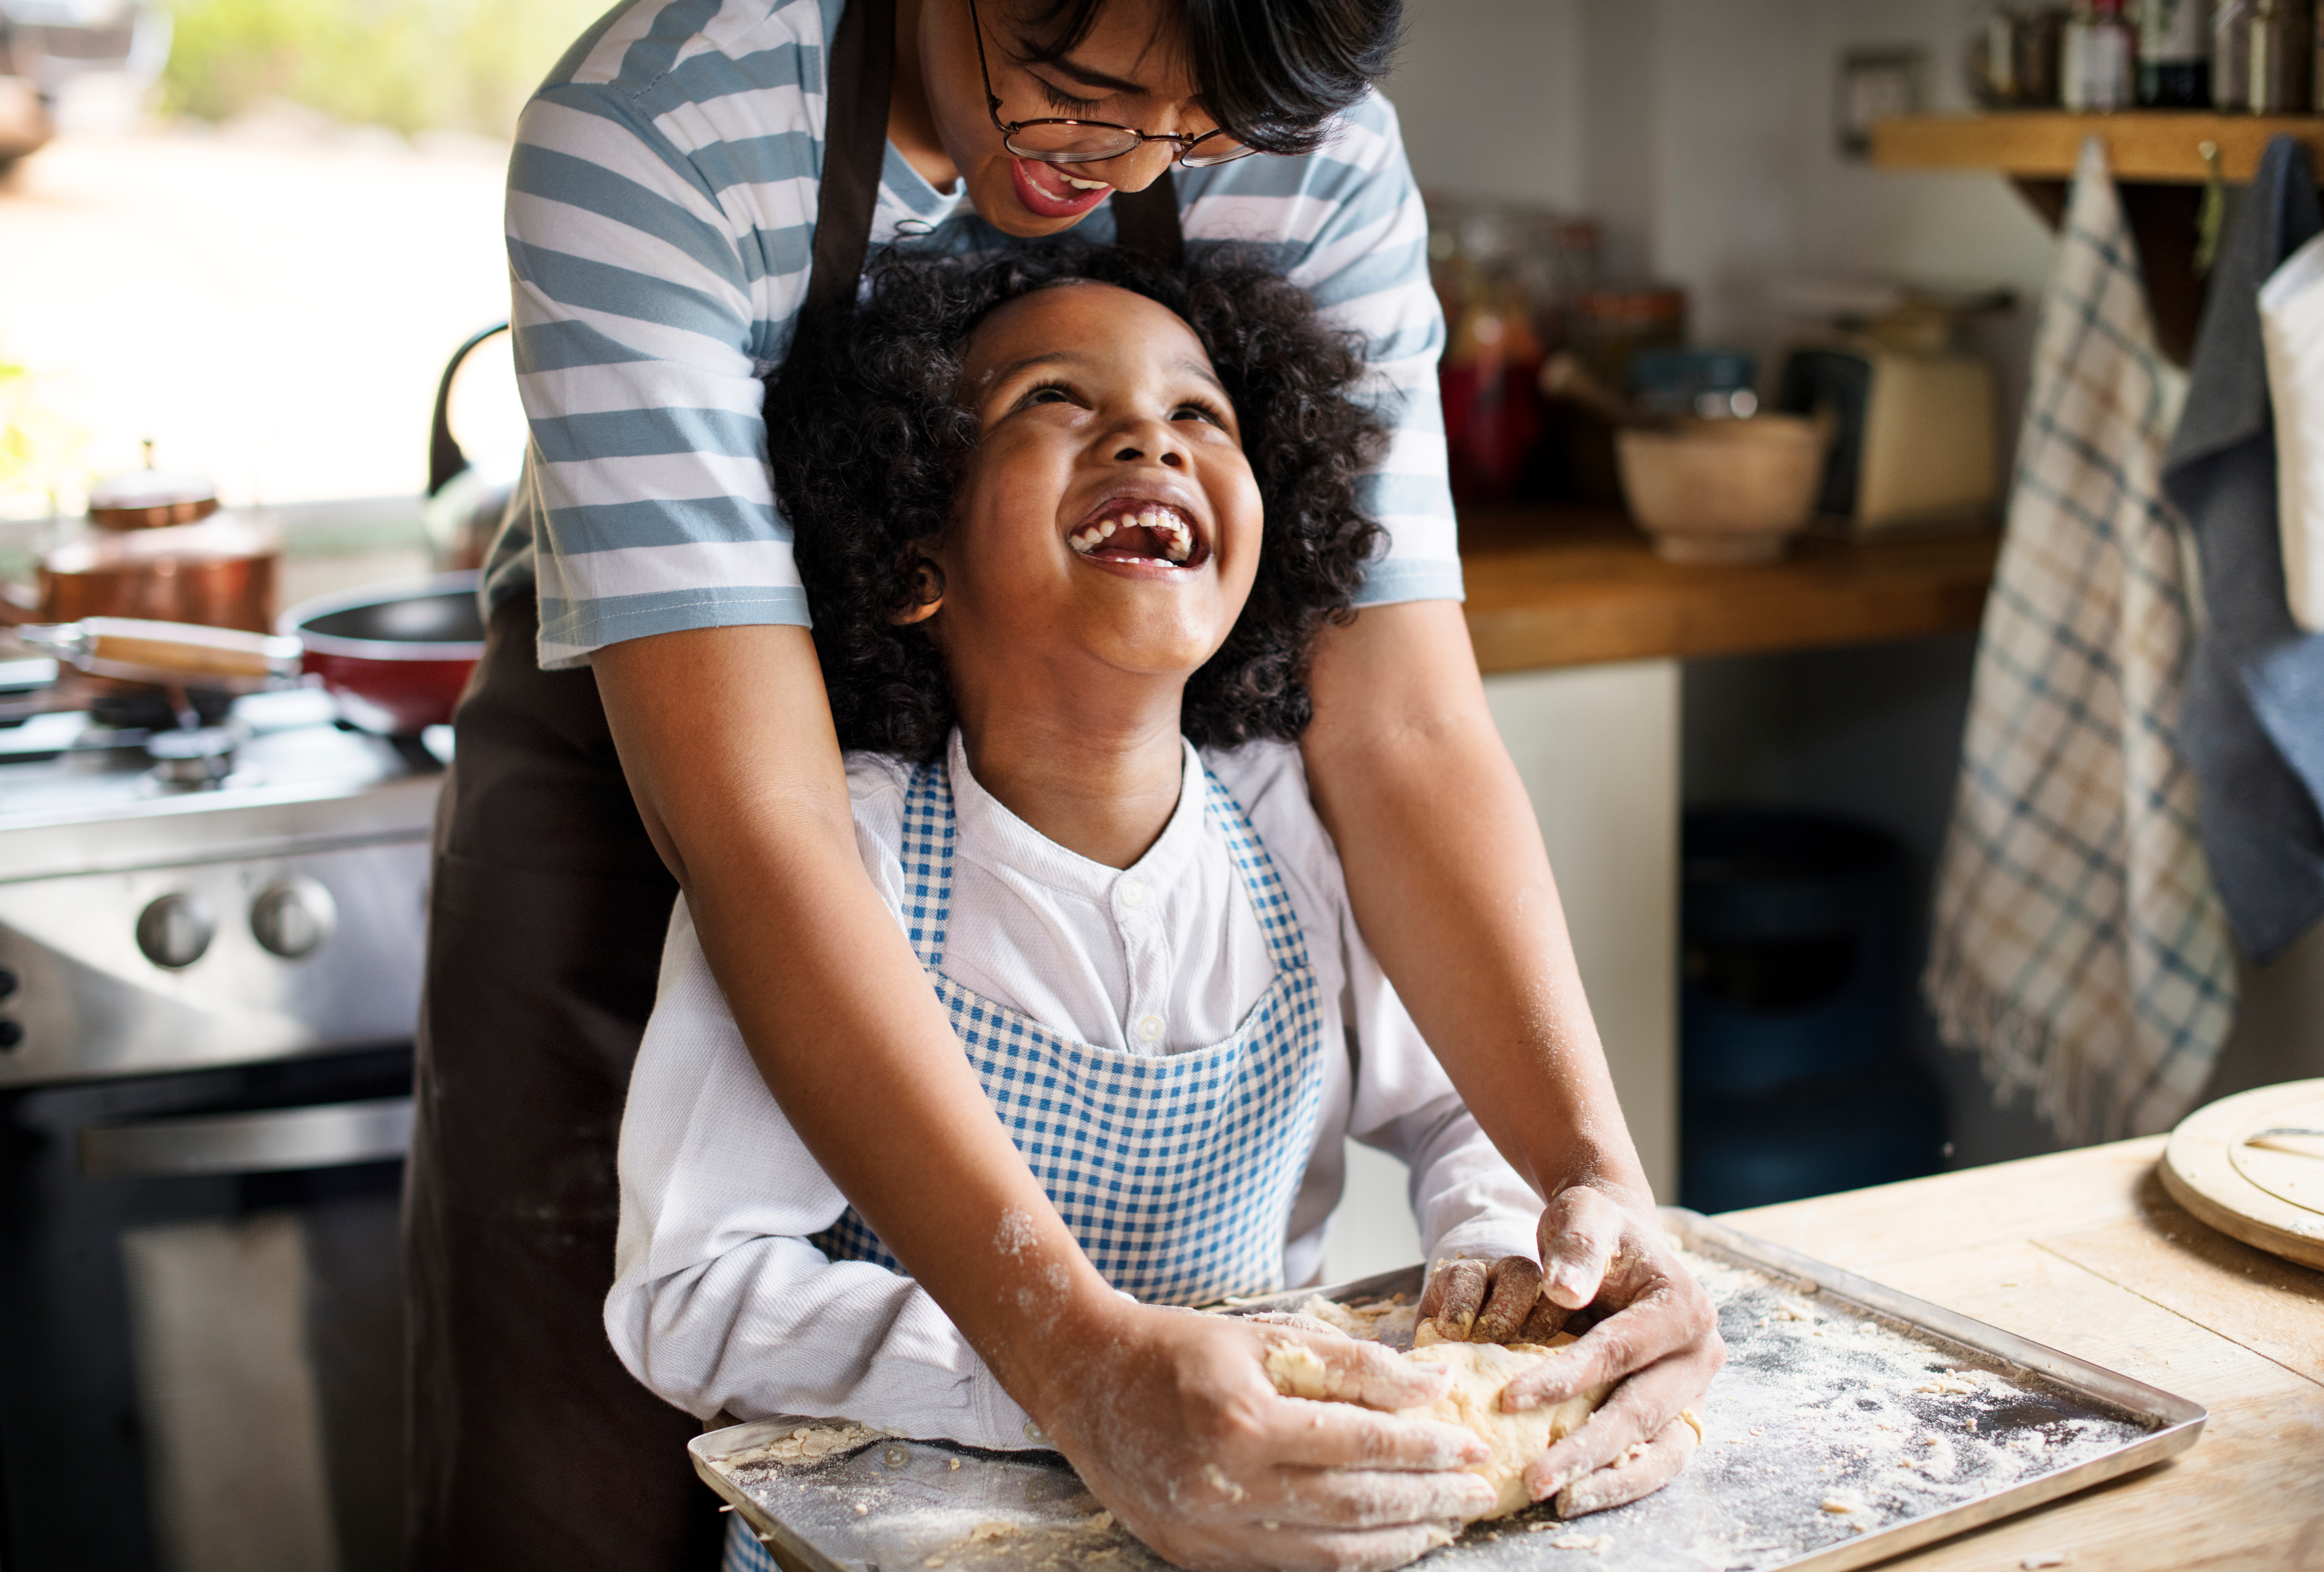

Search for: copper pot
xmin=38 ymin=468 xmax=282 ymax=633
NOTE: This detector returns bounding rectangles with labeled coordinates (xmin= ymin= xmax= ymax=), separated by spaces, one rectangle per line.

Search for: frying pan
xmin=278 ymin=572 xmax=485 ymax=735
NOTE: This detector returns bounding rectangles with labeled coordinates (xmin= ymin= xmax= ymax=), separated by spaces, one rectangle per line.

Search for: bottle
xmin=2250 ymin=0 xmax=2313 ymax=110
xmin=2139 ymin=0 xmax=2214 ymax=103
xmin=2065 ymin=0 xmax=2141 ymax=108
xmin=2215 ymin=0 xmax=2255 ymax=106
xmin=1969 ymin=5 xmax=2023 ymax=106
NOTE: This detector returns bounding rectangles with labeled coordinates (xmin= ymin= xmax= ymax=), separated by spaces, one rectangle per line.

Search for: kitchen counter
xmin=1723 ymin=1136 xmax=2324 ymax=1569
xmin=1458 ymin=506 xmax=2000 ymax=673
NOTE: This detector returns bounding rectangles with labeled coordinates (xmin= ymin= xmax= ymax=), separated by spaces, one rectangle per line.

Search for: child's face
xmin=928 ymin=282 xmax=1263 ymax=692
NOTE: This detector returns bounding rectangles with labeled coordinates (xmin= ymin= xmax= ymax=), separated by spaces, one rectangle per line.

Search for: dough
xmin=1265 ymin=1334 xmax=1611 ymax=1520
xmin=1402 ymin=1338 xmax=1611 ymax=1518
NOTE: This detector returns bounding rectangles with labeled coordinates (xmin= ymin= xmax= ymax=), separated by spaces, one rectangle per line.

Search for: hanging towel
xmin=1926 ymin=139 xmax=2238 ymax=1144
xmin=2161 ymin=134 xmax=2324 ymax=964
xmin=2260 ymin=231 xmax=2324 ymax=633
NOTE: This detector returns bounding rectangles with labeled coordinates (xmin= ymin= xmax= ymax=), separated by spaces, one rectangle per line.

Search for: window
xmin=1 ymin=0 xmax=592 ymax=565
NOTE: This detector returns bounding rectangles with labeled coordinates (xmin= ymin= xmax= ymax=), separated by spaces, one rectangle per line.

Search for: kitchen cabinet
xmin=1466 ymin=509 xmax=1996 ymax=1199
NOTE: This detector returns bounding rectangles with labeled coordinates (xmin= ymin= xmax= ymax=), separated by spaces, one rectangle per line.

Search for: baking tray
xmin=689 ymin=1207 xmax=2205 ymax=1572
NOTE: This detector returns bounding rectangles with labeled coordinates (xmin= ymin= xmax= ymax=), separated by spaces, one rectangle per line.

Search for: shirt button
xmin=1119 ymin=877 xmax=1148 ymax=908
xmin=1136 ymin=1015 xmax=1164 ymax=1042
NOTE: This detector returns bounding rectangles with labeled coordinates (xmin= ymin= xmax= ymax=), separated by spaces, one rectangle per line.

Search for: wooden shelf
xmin=1458 ymin=506 xmax=1998 ymax=674
xmin=1871 ymin=110 xmax=2324 ymax=182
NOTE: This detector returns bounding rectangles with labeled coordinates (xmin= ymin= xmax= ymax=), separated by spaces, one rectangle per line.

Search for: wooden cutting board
xmin=2159 ymin=1078 xmax=2324 ymax=1272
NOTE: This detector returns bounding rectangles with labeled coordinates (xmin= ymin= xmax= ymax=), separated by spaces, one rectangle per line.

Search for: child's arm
xmin=608 ymin=901 xmax=1038 ymax=1447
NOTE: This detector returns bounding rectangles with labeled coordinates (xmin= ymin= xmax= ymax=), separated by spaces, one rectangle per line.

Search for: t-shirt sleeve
xmin=488 ymin=0 xmax=825 ymax=668
xmin=1182 ymin=89 xmax=1460 ymax=607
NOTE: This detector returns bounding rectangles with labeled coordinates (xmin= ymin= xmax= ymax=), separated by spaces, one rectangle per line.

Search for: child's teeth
xmin=1071 ymin=506 xmax=1197 ymax=562
xmin=1063 ymin=174 xmax=1110 ymax=191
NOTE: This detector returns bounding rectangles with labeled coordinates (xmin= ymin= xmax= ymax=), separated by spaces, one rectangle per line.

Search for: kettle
xmin=37 ymin=451 xmax=282 ymax=632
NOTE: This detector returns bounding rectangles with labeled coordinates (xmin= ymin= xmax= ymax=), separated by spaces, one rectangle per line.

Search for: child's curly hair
xmin=765 ymin=242 xmax=1388 ymax=762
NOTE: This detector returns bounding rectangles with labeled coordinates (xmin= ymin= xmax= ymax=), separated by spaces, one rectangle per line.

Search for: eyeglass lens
xmin=1005 ymin=122 xmax=1256 ymax=168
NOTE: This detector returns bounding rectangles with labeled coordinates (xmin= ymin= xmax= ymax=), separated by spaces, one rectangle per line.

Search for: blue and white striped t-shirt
xmin=489 ymin=0 xmax=1460 ymax=668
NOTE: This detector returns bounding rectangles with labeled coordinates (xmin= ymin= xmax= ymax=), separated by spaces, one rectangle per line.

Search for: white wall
xmin=1382 ymin=0 xmax=1589 ymax=212
xmin=1383 ymin=0 xmax=2062 ymax=418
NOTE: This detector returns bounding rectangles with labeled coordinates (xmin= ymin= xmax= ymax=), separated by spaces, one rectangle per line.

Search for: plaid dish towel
xmin=1925 ymin=139 xmax=2238 ymax=1144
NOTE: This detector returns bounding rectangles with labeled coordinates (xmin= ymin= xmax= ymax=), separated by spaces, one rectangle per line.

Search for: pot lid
xmin=88 ymin=468 xmax=220 ymax=531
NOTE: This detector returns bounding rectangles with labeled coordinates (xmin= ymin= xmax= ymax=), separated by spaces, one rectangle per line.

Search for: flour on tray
xmin=727 ymin=1420 xmax=884 ymax=1466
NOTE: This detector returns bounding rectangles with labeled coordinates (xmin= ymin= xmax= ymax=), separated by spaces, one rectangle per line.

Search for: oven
xmin=0 ymin=693 xmax=437 ymax=1572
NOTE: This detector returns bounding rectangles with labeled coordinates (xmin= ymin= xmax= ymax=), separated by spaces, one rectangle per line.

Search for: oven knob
xmin=0 ymin=1020 xmax=19 ymax=1050
xmin=251 ymin=877 xmax=337 ymax=959
xmin=0 ymin=967 xmax=15 ymax=1000
xmin=136 ymin=893 xmax=216 ymax=969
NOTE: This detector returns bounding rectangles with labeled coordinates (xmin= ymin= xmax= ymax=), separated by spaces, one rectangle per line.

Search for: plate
xmin=2160 ymin=1079 xmax=2324 ymax=1271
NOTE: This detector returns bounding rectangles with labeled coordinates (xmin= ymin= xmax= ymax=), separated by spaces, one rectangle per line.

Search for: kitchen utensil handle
xmin=25 ymin=617 xmax=304 ymax=682
xmin=428 ymin=321 xmax=512 ymax=499
xmin=79 ymin=1097 xmax=413 ymax=1178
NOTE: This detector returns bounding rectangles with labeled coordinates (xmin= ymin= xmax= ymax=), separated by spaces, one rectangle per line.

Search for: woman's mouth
xmin=1069 ymin=500 xmax=1207 ymax=570
xmin=1010 ymin=157 xmax=1115 ymax=220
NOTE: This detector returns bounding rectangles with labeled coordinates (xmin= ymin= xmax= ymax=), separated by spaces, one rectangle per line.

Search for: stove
xmin=0 ymin=680 xmax=442 ymax=1572
xmin=0 ymin=685 xmax=438 ymax=1089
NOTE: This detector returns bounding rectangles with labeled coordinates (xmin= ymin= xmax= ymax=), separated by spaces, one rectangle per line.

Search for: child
xmin=608 ymin=245 xmax=1548 ymax=1559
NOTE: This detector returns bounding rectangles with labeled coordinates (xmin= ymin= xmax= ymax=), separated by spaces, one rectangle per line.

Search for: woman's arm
xmin=594 ymin=624 xmax=1497 ymax=1572
xmin=1300 ymin=598 xmax=1724 ymax=1507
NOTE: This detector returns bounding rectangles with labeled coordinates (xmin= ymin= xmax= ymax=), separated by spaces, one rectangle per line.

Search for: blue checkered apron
xmin=726 ymin=755 xmax=1327 ymax=1572
xmin=812 ymin=753 xmax=1329 ymax=1306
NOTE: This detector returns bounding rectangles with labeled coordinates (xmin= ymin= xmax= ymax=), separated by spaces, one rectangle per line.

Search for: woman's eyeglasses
xmin=966 ymin=0 xmax=1258 ymax=169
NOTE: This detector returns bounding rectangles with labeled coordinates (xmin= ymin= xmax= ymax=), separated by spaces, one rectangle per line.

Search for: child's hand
xmin=1023 ymin=1302 xmax=1498 ymax=1572
xmin=1417 ymin=1186 xmax=1724 ymax=1518
xmin=1417 ymin=1255 xmax=1564 ymax=1343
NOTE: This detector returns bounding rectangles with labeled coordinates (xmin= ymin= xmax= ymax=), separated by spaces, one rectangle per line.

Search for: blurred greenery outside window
xmin=0 ymin=0 xmax=602 ymax=537
xmin=158 ymin=0 xmax=609 ymax=138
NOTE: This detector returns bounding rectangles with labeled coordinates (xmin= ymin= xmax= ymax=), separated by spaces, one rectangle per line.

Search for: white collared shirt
xmin=608 ymin=732 xmax=1540 ymax=1449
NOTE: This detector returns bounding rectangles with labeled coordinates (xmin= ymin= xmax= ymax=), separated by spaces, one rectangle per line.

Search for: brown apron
xmin=400 ymin=3 xmax=1185 ymax=1563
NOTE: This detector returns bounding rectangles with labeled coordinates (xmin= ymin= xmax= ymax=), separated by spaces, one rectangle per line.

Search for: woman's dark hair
xmin=765 ymin=243 xmax=1387 ymax=761
xmin=1011 ymin=0 xmax=1401 ymax=156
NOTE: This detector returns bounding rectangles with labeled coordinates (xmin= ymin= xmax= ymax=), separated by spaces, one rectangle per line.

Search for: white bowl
xmin=1616 ymin=414 xmax=1830 ymax=565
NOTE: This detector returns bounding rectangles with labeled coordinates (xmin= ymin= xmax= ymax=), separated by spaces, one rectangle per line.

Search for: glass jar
xmin=1970 ymin=4 xmax=2068 ymax=104
xmin=1430 ymin=203 xmax=1599 ymax=504
xmin=2250 ymin=0 xmax=2314 ymax=109
xmin=2216 ymin=0 xmax=2257 ymax=105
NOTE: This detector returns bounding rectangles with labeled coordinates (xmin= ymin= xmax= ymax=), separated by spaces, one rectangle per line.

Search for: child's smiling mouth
xmin=1067 ymin=496 xmax=1208 ymax=571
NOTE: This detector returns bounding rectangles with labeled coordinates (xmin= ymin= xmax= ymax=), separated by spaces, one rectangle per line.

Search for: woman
xmin=405 ymin=2 xmax=1721 ymax=1569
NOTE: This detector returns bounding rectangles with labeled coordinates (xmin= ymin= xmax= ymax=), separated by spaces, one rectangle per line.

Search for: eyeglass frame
xmin=963 ymin=0 xmax=1258 ymax=169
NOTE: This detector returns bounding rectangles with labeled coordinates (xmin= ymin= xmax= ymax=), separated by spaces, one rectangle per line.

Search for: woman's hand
xmin=1418 ymin=1186 xmax=1723 ymax=1517
xmin=1022 ymin=1302 xmax=1497 ymax=1572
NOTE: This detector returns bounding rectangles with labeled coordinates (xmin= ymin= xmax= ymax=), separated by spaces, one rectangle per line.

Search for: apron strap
xmin=802 ymin=0 xmax=897 ymax=327
xmin=1201 ymin=765 xmax=1312 ymax=975
xmin=1112 ymin=174 xmax=1184 ymax=269
xmin=898 ymin=758 xmax=956 ymax=968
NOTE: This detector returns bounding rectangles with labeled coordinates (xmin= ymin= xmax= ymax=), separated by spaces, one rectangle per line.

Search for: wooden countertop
xmin=1723 ymin=1137 xmax=2324 ymax=1569
xmin=1457 ymin=507 xmax=2000 ymax=674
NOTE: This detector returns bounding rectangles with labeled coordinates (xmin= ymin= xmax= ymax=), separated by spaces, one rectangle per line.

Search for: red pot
xmin=279 ymin=572 xmax=485 ymax=735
